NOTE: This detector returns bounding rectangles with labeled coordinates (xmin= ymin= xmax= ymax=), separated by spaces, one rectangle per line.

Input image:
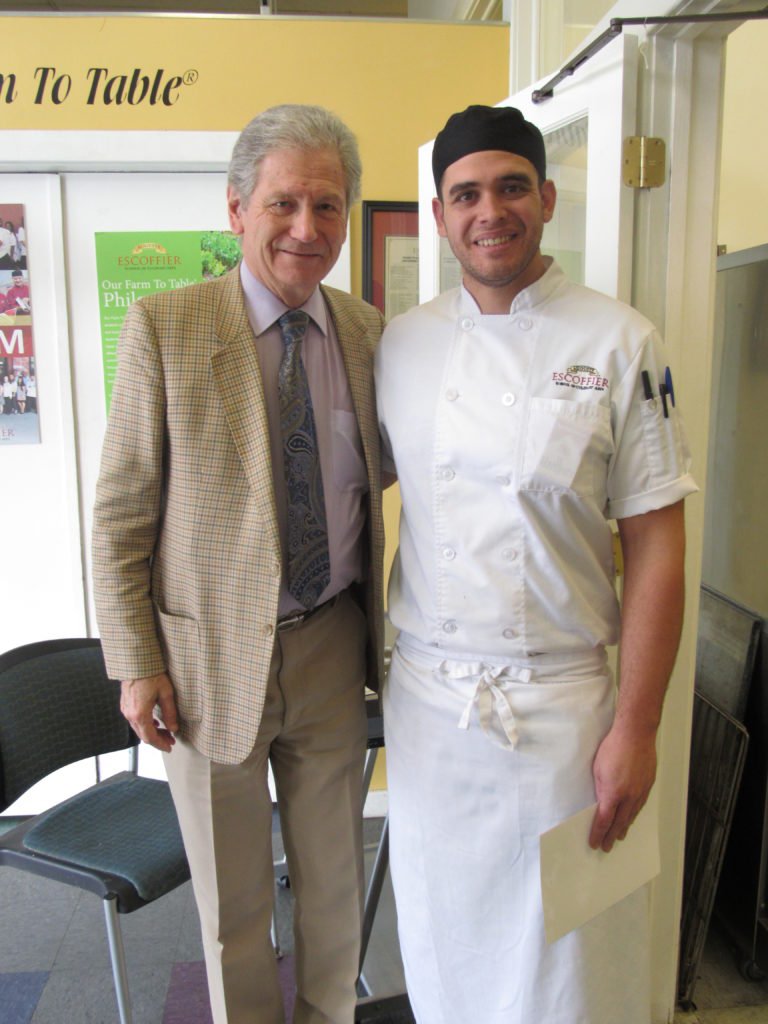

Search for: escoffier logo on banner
xmin=0 ymin=66 xmax=199 ymax=107
xmin=101 ymin=243 xmax=195 ymax=307
xmin=117 ymin=242 xmax=182 ymax=269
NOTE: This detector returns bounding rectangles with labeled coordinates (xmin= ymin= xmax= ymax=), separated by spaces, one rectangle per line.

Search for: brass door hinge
xmin=622 ymin=137 xmax=666 ymax=189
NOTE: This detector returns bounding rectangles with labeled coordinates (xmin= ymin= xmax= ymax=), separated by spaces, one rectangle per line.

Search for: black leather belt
xmin=276 ymin=592 xmax=341 ymax=633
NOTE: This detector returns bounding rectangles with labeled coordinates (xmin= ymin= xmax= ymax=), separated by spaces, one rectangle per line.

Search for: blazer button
xmin=264 ymin=623 xmax=275 ymax=638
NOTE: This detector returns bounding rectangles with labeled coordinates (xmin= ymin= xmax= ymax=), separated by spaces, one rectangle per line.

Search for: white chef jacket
xmin=375 ymin=259 xmax=698 ymax=660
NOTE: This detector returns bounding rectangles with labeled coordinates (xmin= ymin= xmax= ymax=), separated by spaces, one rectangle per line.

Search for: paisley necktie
xmin=277 ymin=309 xmax=331 ymax=610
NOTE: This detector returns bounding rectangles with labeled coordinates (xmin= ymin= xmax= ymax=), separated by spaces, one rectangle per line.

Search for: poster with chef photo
xmin=0 ymin=203 xmax=39 ymax=445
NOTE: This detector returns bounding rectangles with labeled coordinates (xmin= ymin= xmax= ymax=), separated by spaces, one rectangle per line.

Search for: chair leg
xmin=358 ymin=814 xmax=390 ymax=996
xmin=103 ymin=895 xmax=133 ymax=1024
xmin=271 ymin=896 xmax=283 ymax=960
xmin=362 ymin=747 xmax=378 ymax=803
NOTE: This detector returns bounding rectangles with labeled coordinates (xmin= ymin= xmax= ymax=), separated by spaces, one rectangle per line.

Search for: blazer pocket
xmin=154 ymin=605 xmax=202 ymax=723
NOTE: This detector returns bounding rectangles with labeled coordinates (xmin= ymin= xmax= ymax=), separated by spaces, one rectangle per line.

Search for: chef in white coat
xmin=374 ymin=104 xmax=698 ymax=1024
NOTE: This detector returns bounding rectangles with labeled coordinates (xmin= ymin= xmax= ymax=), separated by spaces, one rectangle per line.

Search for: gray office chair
xmin=0 ymin=638 xmax=190 ymax=1024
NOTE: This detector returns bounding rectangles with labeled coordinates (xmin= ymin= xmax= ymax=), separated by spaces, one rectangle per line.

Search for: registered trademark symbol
xmin=183 ymin=69 xmax=199 ymax=86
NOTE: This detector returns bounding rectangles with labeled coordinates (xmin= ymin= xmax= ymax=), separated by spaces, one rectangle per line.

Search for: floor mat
xmin=0 ymin=972 xmax=48 ymax=1024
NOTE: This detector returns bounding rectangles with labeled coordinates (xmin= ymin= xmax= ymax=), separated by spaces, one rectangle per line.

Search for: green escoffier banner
xmin=95 ymin=230 xmax=241 ymax=410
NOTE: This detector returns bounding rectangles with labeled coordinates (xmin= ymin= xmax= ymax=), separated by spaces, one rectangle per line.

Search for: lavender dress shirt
xmin=239 ymin=262 xmax=368 ymax=616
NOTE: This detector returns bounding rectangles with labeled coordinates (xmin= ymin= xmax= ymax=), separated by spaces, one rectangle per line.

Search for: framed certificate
xmin=362 ymin=200 xmax=418 ymax=320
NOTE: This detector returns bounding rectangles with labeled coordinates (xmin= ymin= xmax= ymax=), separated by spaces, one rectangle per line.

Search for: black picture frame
xmin=362 ymin=200 xmax=418 ymax=317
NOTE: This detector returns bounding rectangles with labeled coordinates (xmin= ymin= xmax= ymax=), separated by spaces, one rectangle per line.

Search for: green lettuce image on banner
xmin=201 ymin=231 xmax=242 ymax=279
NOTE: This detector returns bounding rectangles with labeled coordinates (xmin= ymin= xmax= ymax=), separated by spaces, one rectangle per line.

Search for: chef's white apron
xmin=384 ymin=635 xmax=651 ymax=1024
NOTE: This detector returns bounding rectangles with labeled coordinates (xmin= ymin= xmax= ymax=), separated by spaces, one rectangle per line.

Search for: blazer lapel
xmin=210 ymin=270 xmax=279 ymax=550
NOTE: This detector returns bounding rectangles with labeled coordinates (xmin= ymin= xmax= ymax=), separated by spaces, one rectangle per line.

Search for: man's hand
xmin=589 ymin=725 xmax=657 ymax=852
xmin=120 ymin=673 xmax=179 ymax=753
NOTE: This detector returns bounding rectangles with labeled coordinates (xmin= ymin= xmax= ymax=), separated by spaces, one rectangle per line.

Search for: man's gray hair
xmin=228 ymin=104 xmax=362 ymax=211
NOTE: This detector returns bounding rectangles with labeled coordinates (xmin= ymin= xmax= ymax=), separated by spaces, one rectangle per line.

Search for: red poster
xmin=0 ymin=203 xmax=38 ymax=444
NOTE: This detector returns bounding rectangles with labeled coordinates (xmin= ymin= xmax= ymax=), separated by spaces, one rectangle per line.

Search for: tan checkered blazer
xmin=92 ymin=268 xmax=386 ymax=765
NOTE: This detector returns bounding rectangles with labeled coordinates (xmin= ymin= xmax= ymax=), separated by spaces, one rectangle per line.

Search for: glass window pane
xmin=542 ymin=115 xmax=588 ymax=284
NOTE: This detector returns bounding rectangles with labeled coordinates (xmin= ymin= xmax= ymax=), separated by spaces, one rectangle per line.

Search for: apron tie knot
xmin=437 ymin=661 xmax=532 ymax=750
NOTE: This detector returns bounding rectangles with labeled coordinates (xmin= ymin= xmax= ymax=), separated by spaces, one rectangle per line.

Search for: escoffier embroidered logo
xmin=552 ymin=364 xmax=608 ymax=392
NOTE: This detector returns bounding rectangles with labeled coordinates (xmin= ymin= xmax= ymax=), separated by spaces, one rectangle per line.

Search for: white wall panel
xmin=0 ymin=175 xmax=87 ymax=651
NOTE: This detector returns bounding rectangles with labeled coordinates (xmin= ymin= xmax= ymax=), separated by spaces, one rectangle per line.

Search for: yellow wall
xmin=2 ymin=15 xmax=507 ymax=296
xmin=1 ymin=15 xmax=508 ymax=292
xmin=718 ymin=21 xmax=768 ymax=253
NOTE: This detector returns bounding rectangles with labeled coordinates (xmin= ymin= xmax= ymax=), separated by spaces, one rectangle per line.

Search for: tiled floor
xmin=673 ymin=923 xmax=768 ymax=1024
xmin=0 ymin=817 xmax=404 ymax=1024
xmin=0 ymin=860 xmax=215 ymax=1023
xmin=2 ymin=816 xmax=768 ymax=1024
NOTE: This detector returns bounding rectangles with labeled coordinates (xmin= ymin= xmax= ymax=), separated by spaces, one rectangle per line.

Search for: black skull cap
xmin=432 ymin=105 xmax=547 ymax=194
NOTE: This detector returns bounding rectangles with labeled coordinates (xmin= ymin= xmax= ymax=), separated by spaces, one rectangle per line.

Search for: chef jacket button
xmin=501 ymin=547 xmax=517 ymax=561
xmin=518 ymin=317 xmax=533 ymax=331
xmin=460 ymin=316 xmax=474 ymax=331
xmin=496 ymin=474 xmax=511 ymax=486
xmin=445 ymin=388 xmax=459 ymax=402
xmin=502 ymin=627 xmax=516 ymax=639
xmin=442 ymin=620 xmax=458 ymax=634
xmin=502 ymin=392 xmax=516 ymax=406
xmin=439 ymin=466 xmax=455 ymax=481
xmin=442 ymin=547 xmax=456 ymax=560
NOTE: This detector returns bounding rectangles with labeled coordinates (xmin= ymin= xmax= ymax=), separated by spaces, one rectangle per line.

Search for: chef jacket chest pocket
xmin=331 ymin=408 xmax=368 ymax=492
xmin=520 ymin=397 xmax=613 ymax=496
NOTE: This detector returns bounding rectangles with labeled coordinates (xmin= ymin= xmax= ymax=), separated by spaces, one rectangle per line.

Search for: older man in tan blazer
xmin=92 ymin=105 xmax=386 ymax=1024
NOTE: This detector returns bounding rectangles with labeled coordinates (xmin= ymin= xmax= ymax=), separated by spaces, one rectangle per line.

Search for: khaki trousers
xmin=164 ymin=592 xmax=368 ymax=1024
